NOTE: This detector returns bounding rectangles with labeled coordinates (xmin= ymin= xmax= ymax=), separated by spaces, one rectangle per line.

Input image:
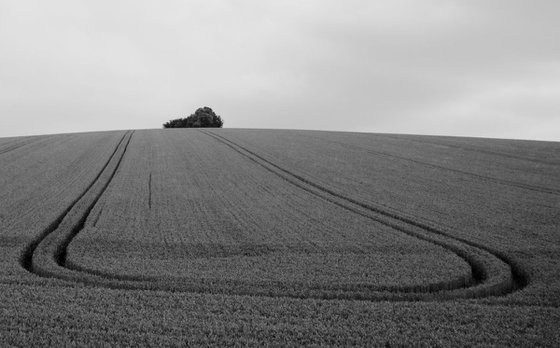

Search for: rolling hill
xmin=1 ymin=129 xmax=559 ymax=346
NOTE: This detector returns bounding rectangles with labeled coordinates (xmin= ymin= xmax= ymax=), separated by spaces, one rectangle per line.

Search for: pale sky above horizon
xmin=0 ymin=0 xmax=559 ymax=141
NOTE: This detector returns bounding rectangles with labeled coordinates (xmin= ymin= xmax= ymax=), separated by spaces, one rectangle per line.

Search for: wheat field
xmin=1 ymin=129 xmax=559 ymax=346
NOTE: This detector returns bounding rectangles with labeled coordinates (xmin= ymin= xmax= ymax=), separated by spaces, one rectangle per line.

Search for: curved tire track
xmin=199 ymin=130 xmax=528 ymax=300
xmin=21 ymin=129 xmax=526 ymax=302
xmin=20 ymin=131 xmax=134 ymax=277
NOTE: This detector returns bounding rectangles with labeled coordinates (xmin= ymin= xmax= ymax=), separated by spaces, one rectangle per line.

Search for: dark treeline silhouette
xmin=163 ymin=107 xmax=224 ymax=128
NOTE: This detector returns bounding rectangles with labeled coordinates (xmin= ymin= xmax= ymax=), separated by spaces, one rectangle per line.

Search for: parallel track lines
xmin=18 ymin=131 xmax=131 ymax=272
xmin=0 ymin=136 xmax=52 ymax=157
xmin=0 ymin=142 xmax=29 ymax=156
xmin=20 ymin=131 xmax=133 ymax=275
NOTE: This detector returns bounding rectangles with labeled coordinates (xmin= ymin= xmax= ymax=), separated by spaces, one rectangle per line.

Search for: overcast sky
xmin=0 ymin=1 xmax=559 ymax=141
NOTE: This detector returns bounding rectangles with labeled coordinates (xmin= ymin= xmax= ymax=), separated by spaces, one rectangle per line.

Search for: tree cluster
xmin=163 ymin=107 xmax=224 ymax=128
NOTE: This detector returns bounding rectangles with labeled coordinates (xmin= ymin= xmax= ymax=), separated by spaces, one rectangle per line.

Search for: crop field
xmin=1 ymin=128 xmax=559 ymax=346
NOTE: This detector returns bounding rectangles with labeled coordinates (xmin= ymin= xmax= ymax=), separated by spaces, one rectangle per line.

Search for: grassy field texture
xmin=1 ymin=129 xmax=559 ymax=346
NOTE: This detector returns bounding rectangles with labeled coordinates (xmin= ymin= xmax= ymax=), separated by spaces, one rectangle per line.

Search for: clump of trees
xmin=163 ymin=107 xmax=224 ymax=128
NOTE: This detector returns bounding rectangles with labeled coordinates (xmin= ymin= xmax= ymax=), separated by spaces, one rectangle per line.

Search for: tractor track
xmin=199 ymin=130 xmax=528 ymax=300
xmin=19 ymin=131 xmax=134 ymax=276
xmin=385 ymin=134 xmax=560 ymax=167
xmin=0 ymin=142 xmax=29 ymax=156
xmin=0 ymin=136 xmax=56 ymax=157
xmin=305 ymin=134 xmax=560 ymax=196
xmin=18 ymin=128 xmax=527 ymax=302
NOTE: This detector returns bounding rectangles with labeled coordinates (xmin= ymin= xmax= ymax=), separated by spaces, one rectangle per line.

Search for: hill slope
xmin=1 ymin=129 xmax=559 ymax=346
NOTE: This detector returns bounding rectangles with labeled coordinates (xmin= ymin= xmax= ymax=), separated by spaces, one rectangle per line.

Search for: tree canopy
xmin=163 ymin=107 xmax=224 ymax=128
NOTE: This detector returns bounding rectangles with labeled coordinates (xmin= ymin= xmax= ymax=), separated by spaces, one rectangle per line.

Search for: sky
xmin=0 ymin=0 xmax=559 ymax=141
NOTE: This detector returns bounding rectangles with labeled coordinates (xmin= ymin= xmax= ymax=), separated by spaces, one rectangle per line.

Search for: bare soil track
xmin=21 ymin=129 xmax=527 ymax=301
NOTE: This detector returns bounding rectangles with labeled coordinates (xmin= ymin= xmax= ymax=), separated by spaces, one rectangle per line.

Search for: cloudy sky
xmin=0 ymin=0 xmax=559 ymax=140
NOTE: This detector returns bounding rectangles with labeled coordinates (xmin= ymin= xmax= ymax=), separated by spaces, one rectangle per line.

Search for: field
xmin=1 ymin=128 xmax=559 ymax=346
